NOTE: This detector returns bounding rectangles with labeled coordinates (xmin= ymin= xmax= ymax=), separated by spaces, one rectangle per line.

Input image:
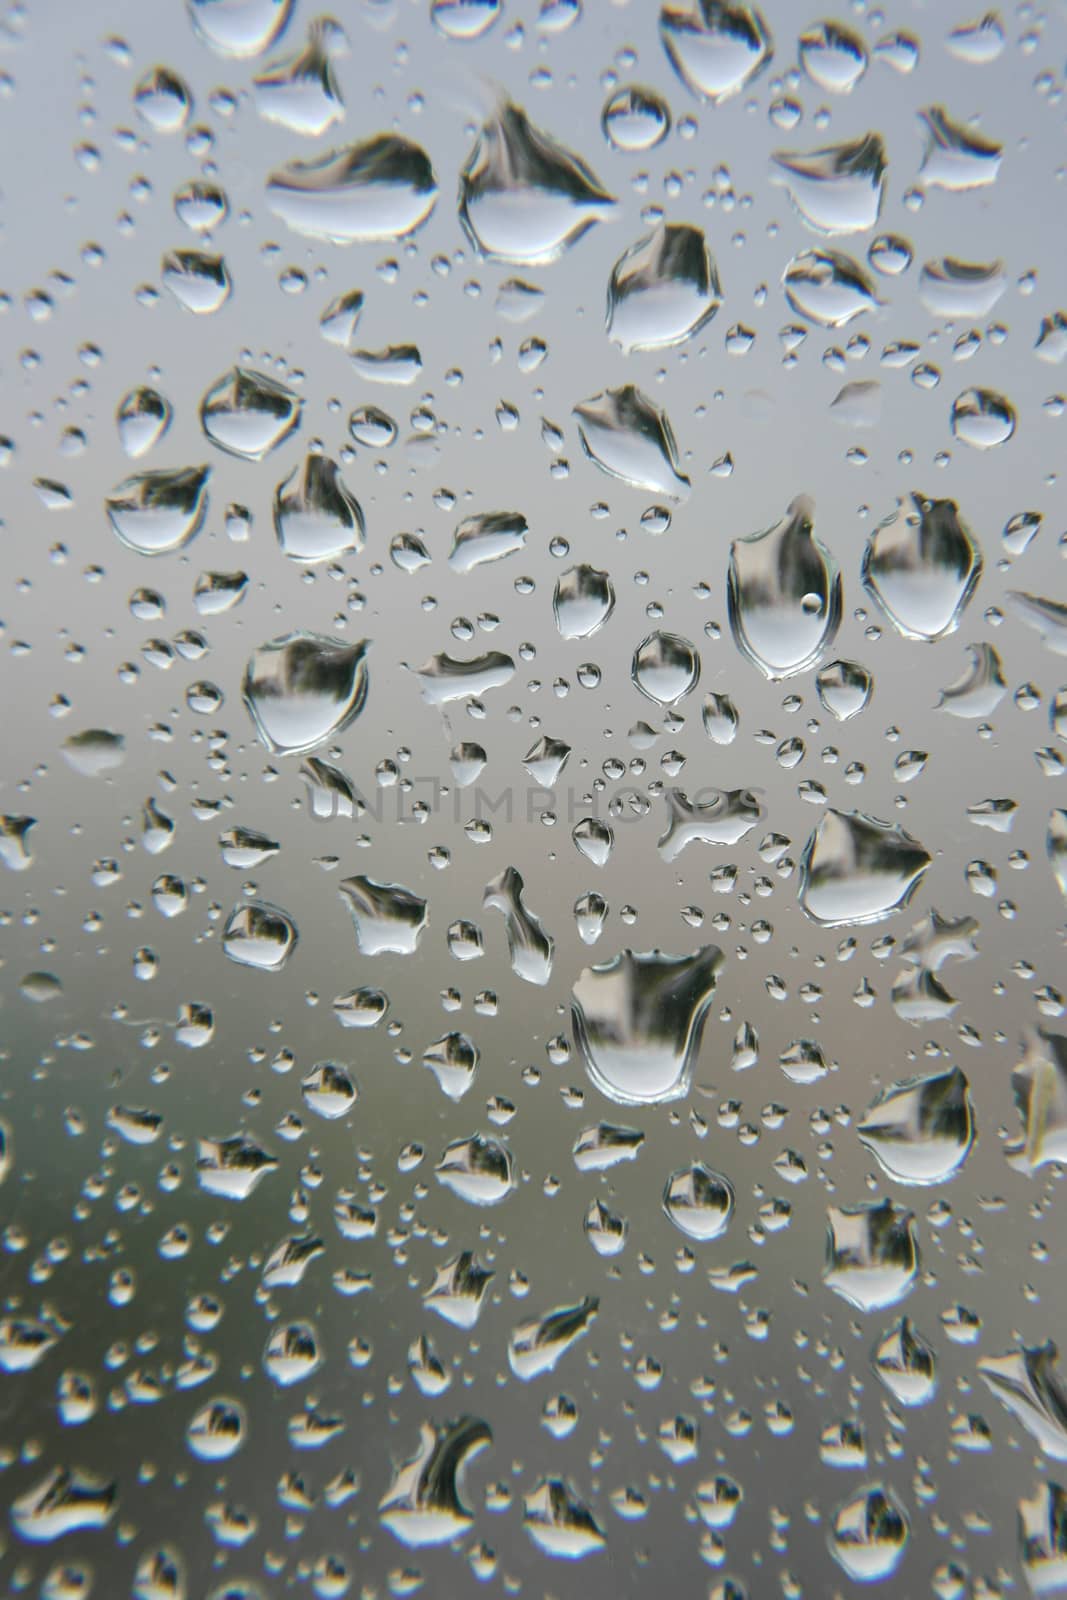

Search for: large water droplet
xmin=161 ymin=250 xmax=232 ymax=314
xmin=187 ymin=0 xmax=294 ymax=58
xmin=919 ymin=105 xmax=1002 ymax=190
xmin=800 ymin=809 xmax=931 ymax=927
xmin=11 ymin=1468 xmax=117 ymax=1542
xmin=274 ymin=454 xmax=364 ymax=562
xmin=459 ymin=99 xmax=615 ymax=264
xmin=727 ymin=495 xmax=839 ymax=679
xmin=783 ymin=248 xmax=879 ymax=326
xmin=106 ymin=465 xmax=210 ymax=556
xmin=424 ymin=1033 xmax=478 ymax=1100
xmin=799 ymin=21 xmax=867 ymax=92
xmin=449 ymin=511 xmax=527 ymax=573
xmin=663 ymin=1162 xmax=734 ymax=1240
xmin=816 ymin=659 xmax=872 ymax=720
xmin=509 ymin=1296 xmax=599 ymax=1379
xmin=824 ymin=1200 xmax=920 ymax=1312
xmin=267 ymin=136 xmax=437 ymax=243
xmin=863 ymin=492 xmax=982 ymax=641
xmin=828 ymin=1486 xmax=909 ymax=1582
xmin=657 ymin=787 xmax=763 ymax=859
xmin=936 ymin=641 xmax=1006 ymax=717
xmin=607 ymin=224 xmax=721 ymax=352
xmin=950 ymin=387 xmax=1016 ymax=449
xmin=1007 ymin=1028 xmax=1067 ymax=1175
xmin=523 ymin=1478 xmax=606 ymax=1559
xmin=553 ymin=564 xmax=615 ymax=638
xmin=632 ymin=630 xmax=700 ymax=702
xmin=872 ymin=1317 xmax=937 ymax=1407
xmin=197 ymin=1133 xmax=278 ymax=1198
xmin=379 ymin=1417 xmax=491 ymax=1547
xmin=979 ymin=1343 xmax=1067 ymax=1459
xmin=413 ymin=650 xmax=515 ymax=704
xmin=659 ymin=0 xmax=773 ymax=104
xmin=575 ymin=386 xmax=690 ymax=498
xmin=858 ymin=1066 xmax=974 ymax=1185
xmin=222 ymin=900 xmax=299 ymax=971
xmin=424 ymin=1252 xmax=494 ymax=1328
xmin=254 ymin=18 xmax=345 ymax=137
xmin=571 ymin=946 xmax=722 ymax=1105
xmin=484 ymin=867 xmax=554 ymax=985
xmin=919 ymin=256 xmax=1005 ymax=317
xmin=602 ymin=85 xmax=671 ymax=152
xmin=771 ymin=133 xmax=885 ymax=235
xmin=134 ymin=66 xmax=193 ymax=133
xmin=118 ymin=387 xmax=172 ymax=458
xmin=339 ymin=876 xmax=428 ymax=956
xmin=243 ymin=633 xmax=369 ymax=754
xmin=200 ymin=367 xmax=301 ymax=460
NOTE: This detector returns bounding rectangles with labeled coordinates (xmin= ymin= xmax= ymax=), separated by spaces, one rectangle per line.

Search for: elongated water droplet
xmin=919 ymin=256 xmax=1005 ymax=317
xmin=573 ymin=1122 xmax=645 ymax=1171
xmin=187 ymin=0 xmax=294 ymax=58
xmin=936 ymin=641 xmax=1006 ymax=717
xmin=571 ymin=946 xmax=722 ymax=1105
xmin=816 ymin=660 xmax=872 ymax=720
xmin=413 ymin=650 xmax=515 ymax=704
xmin=509 ymin=1296 xmax=598 ymax=1380
xmin=222 ymin=900 xmax=298 ymax=971
xmin=702 ymin=691 xmax=739 ymax=743
xmin=424 ymin=1033 xmax=478 ymax=1100
xmin=436 ymin=1133 xmax=514 ymax=1205
xmin=424 ymin=1252 xmax=494 ymax=1328
xmin=243 ymin=633 xmax=369 ymax=754
xmin=0 ymin=814 xmax=36 ymax=871
xmin=267 ymin=136 xmax=437 ymax=242
xmin=12 ymin=1468 xmax=117 ymax=1542
xmin=484 ymin=867 xmax=554 ymax=985
xmin=554 ymin=565 xmax=615 ymax=638
xmin=1007 ymin=1028 xmax=1067 ymax=1174
xmin=449 ymin=511 xmax=527 ymax=573
xmin=197 ymin=1133 xmax=278 ymax=1198
xmin=979 ymin=1342 xmax=1067 ymax=1459
xmin=658 ymin=788 xmax=763 ymax=859
xmin=460 ymin=99 xmax=615 ymax=264
xmin=872 ymin=1317 xmax=937 ymax=1406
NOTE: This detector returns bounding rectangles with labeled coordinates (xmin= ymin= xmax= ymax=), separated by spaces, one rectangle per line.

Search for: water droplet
xmin=800 ymin=20 xmax=867 ymax=92
xmin=449 ymin=511 xmax=527 ymax=573
xmin=436 ymin=1133 xmax=514 ymax=1205
xmin=254 ymin=19 xmax=345 ymax=136
xmin=948 ymin=12 xmax=1004 ymax=63
xmin=828 ymin=1486 xmax=909 ymax=1581
xmin=1007 ymin=1028 xmax=1067 ymax=1174
xmin=62 ymin=729 xmax=126 ymax=777
xmin=607 ymin=224 xmax=721 ymax=352
xmin=243 ymin=633 xmax=368 ymax=754
xmin=772 ymin=133 xmax=885 ymax=234
xmin=602 ymin=85 xmax=671 ymax=152
xmin=936 ymin=641 xmax=1006 ymax=717
xmin=222 ymin=900 xmax=299 ymax=971
xmin=301 ymin=1061 xmax=357 ymax=1119
xmin=867 ymin=234 xmax=912 ymax=276
xmin=919 ymin=256 xmax=1005 ymax=317
xmin=659 ymin=0 xmax=773 ymax=103
xmin=858 ymin=1066 xmax=974 ymax=1185
xmin=571 ymin=946 xmax=722 ymax=1105
xmin=484 ymin=867 xmax=554 ymax=985
xmin=424 ymin=1032 xmax=479 ymax=1100
xmin=424 ymin=1252 xmax=494 ymax=1328
xmin=200 ymin=367 xmax=301 ymax=460
xmin=872 ymin=1317 xmax=937 ymax=1406
xmin=0 ymin=814 xmax=35 ymax=872
xmin=631 ymin=630 xmax=700 ymax=703
xmin=187 ymin=0 xmax=294 ymax=57
xmin=106 ymin=465 xmax=210 ymax=556
xmin=135 ymin=66 xmax=192 ymax=132
xmin=380 ymin=1417 xmax=492 ymax=1547
xmin=187 ymin=1398 xmax=247 ymax=1460
xmin=414 ymin=650 xmax=515 ymax=704
xmin=658 ymin=788 xmax=763 ymax=859
xmin=554 ymin=564 xmax=615 ymax=638
xmin=728 ymin=495 xmax=839 ymax=679
xmin=430 ymin=0 xmax=500 ymax=39
xmin=783 ymin=248 xmax=879 ymax=326
xmin=702 ymin=691 xmax=739 ymax=743
xmin=799 ymin=809 xmax=931 ymax=926
xmin=663 ymin=1162 xmax=734 ymax=1240
xmin=919 ymin=105 xmax=1002 ymax=190
xmin=523 ymin=1478 xmax=606 ymax=1559
xmin=863 ymin=493 xmax=982 ymax=640
xmin=460 ymin=99 xmax=615 ymax=264
xmin=979 ymin=1342 xmax=1067 ymax=1458
xmin=267 ymin=136 xmax=437 ymax=243
xmin=264 ymin=1321 xmax=321 ymax=1386
xmin=117 ymin=387 xmax=172 ymax=458
xmin=950 ymin=387 xmax=1015 ymax=449
xmin=824 ymin=1199 xmax=920 ymax=1311
xmin=509 ymin=1296 xmax=599 ymax=1379
xmin=161 ymin=249 xmax=232 ymax=315
xmin=573 ymin=1122 xmax=645 ymax=1171
xmin=197 ymin=1133 xmax=278 ymax=1199
xmin=816 ymin=660 xmax=872 ymax=720
xmin=11 ymin=1468 xmax=117 ymax=1542
xmin=339 ymin=876 xmax=428 ymax=956
xmin=273 ymin=454 xmax=364 ymax=562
